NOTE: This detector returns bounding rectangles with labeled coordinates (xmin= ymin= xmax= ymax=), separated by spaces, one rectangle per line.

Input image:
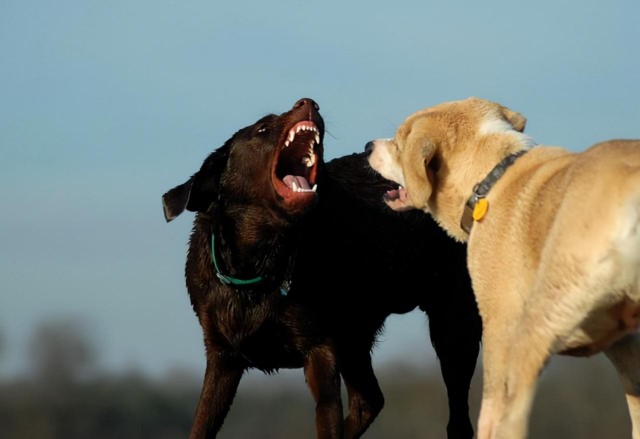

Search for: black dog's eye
xmin=257 ymin=125 xmax=269 ymax=135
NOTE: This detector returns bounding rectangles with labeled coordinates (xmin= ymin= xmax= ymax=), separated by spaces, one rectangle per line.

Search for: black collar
xmin=460 ymin=149 xmax=528 ymax=234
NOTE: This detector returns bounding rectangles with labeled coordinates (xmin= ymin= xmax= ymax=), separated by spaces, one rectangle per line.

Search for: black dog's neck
xmin=205 ymin=207 xmax=298 ymax=291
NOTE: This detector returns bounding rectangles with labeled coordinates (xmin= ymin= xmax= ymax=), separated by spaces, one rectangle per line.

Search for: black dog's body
xmin=295 ymin=152 xmax=482 ymax=438
xmin=163 ymin=99 xmax=481 ymax=438
xmin=163 ymin=99 xmax=344 ymax=438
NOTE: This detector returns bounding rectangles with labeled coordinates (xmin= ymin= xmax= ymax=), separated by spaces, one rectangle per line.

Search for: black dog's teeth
xmin=283 ymin=123 xmax=320 ymax=168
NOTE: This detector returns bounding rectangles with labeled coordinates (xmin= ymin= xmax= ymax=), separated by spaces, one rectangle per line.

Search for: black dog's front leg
xmin=190 ymin=350 xmax=244 ymax=439
xmin=304 ymin=343 xmax=344 ymax=439
xmin=340 ymin=346 xmax=385 ymax=439
xmin=428 ymin=304 xmax=481 ymax=439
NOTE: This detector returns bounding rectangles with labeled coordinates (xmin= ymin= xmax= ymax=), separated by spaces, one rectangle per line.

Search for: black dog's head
xmin=162 ymin=98 xmax=325 ymax=221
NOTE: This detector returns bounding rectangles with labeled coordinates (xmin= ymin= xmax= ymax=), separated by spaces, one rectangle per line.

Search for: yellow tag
xmin=472 ymin=198 xmax=488 ymax=221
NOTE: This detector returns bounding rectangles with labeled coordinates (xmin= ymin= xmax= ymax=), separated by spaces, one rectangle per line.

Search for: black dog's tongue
xmin=283 ymin=175 xmax=310 ymax=190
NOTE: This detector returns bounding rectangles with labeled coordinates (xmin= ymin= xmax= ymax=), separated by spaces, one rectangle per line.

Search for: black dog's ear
xmin=162 ymin=177 xmax=194 ymax=222
xmin=162 ymin=145 xmax=230 ymax=222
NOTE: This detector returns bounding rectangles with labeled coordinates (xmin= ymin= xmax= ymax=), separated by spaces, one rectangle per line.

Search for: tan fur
xmin=367 ymin=97 xmax=640 ymax=439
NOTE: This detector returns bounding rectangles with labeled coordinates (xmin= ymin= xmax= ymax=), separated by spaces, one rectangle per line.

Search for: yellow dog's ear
xmin=501 ymin=106 xmax=527 ymax=132
xmin=402 ymin=136 xmax=436 ymax=210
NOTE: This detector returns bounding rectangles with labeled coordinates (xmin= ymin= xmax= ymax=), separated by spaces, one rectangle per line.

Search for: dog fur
xmin=162 ymin=98 xmax=343 ymax=439
xmin=295 ymin=151 xmax=481 ymax=439
xmin=366 ymin=96 xmax=640 ymax=439
xmin=163 ymin=98 xmax=482 ymax=438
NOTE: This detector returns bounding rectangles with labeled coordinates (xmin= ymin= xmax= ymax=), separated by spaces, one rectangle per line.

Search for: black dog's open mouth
xmin=383 ymin=184 xmax=407 ymax=203
xmin=362 ymin=163 xmax=407 ymax=204
xmin=272 ymin=120 xmax=321 ymax=205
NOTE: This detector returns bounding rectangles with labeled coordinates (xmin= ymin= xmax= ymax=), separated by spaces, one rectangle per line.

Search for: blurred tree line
xmin=0 ymin=318 xmax=633 ymax=438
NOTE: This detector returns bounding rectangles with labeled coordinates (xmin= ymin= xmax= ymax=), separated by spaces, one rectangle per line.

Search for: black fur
xmin=295 ymin=152 xmax=482 ymax=438
xmin=162 ymin=98 xmax=481 ymax=439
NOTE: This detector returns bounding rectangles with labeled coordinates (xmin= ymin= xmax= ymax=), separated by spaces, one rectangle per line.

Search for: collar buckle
xmin=460 ymin=150 xmax=527 ymax=234
xmin=460 ymin=184 xmax=484 ymax=234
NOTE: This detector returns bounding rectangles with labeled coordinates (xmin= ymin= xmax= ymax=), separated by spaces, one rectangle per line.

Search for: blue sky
xmin=1 ymin=0 xmax=639 ymax=379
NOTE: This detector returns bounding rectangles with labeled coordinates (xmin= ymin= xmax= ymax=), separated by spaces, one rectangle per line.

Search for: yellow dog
xmin=366 ymin=96 xmax=640 ymax=439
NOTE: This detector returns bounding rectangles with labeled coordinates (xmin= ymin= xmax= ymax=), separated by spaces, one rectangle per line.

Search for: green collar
xmin=460 ymin=149 xmax=528 ymax=234
xmin=211 ymin=233 xmax=264 ymax=286
xmin=210 ymin=233 xmax=294 ymax=296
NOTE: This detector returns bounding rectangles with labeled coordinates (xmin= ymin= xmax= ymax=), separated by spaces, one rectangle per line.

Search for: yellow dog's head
xmin=366 ymin=97 xmax=529 ymax=241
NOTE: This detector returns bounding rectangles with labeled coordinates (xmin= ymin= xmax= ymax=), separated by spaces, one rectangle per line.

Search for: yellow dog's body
xmin=367 ymin=97 xmax=640 ymax=438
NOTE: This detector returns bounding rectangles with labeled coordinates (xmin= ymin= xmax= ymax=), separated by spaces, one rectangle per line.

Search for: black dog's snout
xmin=294 ymin=97 xmax=320 ymax=112
xmin=364 ymin=141 xmax=375 ymax=155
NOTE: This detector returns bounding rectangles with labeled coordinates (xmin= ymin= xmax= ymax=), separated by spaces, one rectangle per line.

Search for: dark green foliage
xmin=0 ymin=355 xmax=631 ymax=439
xmin=0 ymin=319 xmax=631 ymax=438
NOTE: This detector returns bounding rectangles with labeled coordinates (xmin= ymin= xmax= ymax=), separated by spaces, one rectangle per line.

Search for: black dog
xmin=163 ymin=98 xmax=344 ymax=438
xmin=163 ymin=98 xmax=482 ymax=438
xmin=294 ymin=151 xmax=482 ymax=439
